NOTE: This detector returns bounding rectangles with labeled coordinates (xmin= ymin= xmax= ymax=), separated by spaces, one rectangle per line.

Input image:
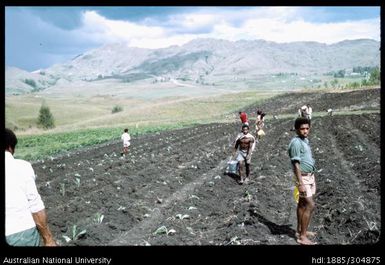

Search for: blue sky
xmin=5 ymin=6 xmax=380 ymax=71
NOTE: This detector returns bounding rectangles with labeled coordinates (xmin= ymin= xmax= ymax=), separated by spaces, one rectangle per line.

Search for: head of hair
xmin=257 ymin=110 xmax=262 ymax=115
xmin=124 ymin=128 xmax=128 ymax=133
xmin=294 ymin=117 xmax=311 ymax=129
xmin=239 ymin=111 xmax=242 ymax=114
xmin=242 ymin=124 xmax=249 ymax=130
xmin=5 ymin=128 xmax=18 ymax=151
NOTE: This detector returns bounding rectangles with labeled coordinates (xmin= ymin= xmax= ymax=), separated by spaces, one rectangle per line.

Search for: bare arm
xmin=32 ymin=209 xmax=57 ymax=246
xmin=232 ymin=140 xmax=239 ymax=158
xmin=246 ymin=138 xmax=255 ymax=159
xmin=292 ymin=161 xmax=306 ymax=193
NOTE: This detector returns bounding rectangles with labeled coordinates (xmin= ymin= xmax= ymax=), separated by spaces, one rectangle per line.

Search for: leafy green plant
xmin=111 ymin=105 xmax=123 ymax=114
xmin=94 ymin=212 xmax=104 ymax=224
xmin=62 ymin=225 xmax=87 ymax=242
xmin=24 ymin=78 xmax=37 ymax=88
xmin=227 ymin=236 xmax=241 ymax=245
xmin=59 ymin=183 xmax=66 ymax=196
xmin=73 ymin=177 xmax=81 ymax=188
xmin=244 ymin=190 xmax=252 ymax=202
xmin=153 ymin=226 xmax=176 ymax=236
xmin=37 ymin=104 xmax=55 ymax=129
xmin=176 ymin=214 xmax=190 ymax=220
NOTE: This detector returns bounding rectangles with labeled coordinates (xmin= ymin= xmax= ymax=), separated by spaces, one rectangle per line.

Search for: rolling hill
xmin=5 ymin=38 xmax=380 ymax=96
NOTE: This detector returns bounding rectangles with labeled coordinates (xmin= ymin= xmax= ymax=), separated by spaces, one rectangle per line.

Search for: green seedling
xmin=153 ymin=226 xmax=176 ymax=236
xmin=62 ymin=225 xmax=86 ymax=242
xmin=244 ymin=190 xmax=252 ymax=202
xmin=73 ymin=177 xmax=81 ymax=188
xmin=94 ymin=212 xmax=104 ymax=224
xmin=227 ymin=236 xmax=241 ymax=245
xmin=176 ymin=214 xmax=190 ymax=220
xmin=59 ymin=183 xmax=66 ymax=196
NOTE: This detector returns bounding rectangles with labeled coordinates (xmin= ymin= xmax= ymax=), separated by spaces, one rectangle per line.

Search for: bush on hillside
xmin=25 ymin=79 xmax=37 ymax=88
xmin=112 ymin=105 xmax=123 ymax=114
xmin=37 ymin=104 xmax=55 ymax=129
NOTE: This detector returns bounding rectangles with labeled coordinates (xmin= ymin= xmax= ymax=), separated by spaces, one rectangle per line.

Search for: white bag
xmin=225 ymin=160 xmax=239 ymax=175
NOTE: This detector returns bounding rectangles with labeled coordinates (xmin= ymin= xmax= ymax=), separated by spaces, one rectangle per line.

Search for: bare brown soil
xmin=32 ymin=88 xmax=381 ymax=247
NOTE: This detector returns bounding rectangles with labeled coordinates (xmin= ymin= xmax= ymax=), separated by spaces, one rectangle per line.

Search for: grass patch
xmin=14 ymin=122 xmax=210 ymax=161
xmin=8 ymin=90 xmax=282 ymax=161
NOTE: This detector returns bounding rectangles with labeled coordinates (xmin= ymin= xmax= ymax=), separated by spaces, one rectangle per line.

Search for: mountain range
xmin=5 ymin=38 xmax=380 ymax=95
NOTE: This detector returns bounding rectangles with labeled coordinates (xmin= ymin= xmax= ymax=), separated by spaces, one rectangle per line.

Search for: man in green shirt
xmin=288 ymin=117 xmax=317 ymax=245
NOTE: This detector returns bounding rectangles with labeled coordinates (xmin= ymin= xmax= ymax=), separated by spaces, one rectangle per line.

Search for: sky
xmin=5 ymin=6 xmax=381 ymax=72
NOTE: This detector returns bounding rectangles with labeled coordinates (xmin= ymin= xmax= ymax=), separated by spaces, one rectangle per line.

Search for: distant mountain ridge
xmin=5 ymin=38 xmax=380 ymax=95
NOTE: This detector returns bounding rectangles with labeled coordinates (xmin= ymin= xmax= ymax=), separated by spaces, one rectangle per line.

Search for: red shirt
xmin=239 ymin=112 xmax=248 ymax=123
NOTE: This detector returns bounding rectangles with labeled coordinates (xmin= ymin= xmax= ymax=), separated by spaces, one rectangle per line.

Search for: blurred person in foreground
xmin=5 ymin=128 xmax=57 ymax=246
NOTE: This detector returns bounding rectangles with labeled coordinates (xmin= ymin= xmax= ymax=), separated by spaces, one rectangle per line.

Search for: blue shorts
xmin=6 ymin=227 xmax=41 ymax=246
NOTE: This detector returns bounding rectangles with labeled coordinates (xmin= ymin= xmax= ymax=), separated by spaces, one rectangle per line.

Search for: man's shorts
xmin=295 ymin=173 xmax=316 ymax=198
xmin=236 ymin=150 xmax=250 ymax=164
xmin=123 ymin=142 xmax=130 ymax=147
xmin=6 ymin=227 xmax=41 ymax=246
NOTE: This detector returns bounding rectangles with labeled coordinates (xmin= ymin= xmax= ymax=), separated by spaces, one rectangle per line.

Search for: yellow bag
xmin=293 ymin=186 xmax=299 ymax=204
xmin=257 ymin=129 xmax=265 ymax=136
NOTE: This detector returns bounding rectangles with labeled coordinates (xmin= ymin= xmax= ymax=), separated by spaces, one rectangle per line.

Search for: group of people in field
xmin=232 ymin=104 xmax=317 ymax=245
xmin=232 ymin=110 xmax=266 ymax=184
xmin=5 ymin=101 xmax=318 ymax=247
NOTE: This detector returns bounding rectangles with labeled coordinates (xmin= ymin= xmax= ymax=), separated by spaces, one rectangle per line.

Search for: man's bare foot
xmin=296 ymin=237 xmax=317 ymax=245
xmin=238 ymin=179 xmax=244 ymax=185
xmin=296 ymin=231 xmax=317 ymax=238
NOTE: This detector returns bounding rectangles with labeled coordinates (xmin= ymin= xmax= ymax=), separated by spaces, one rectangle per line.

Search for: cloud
xmin=74 ymin=7 xmax=380 ymax=49
xmin=79 ymin=11 xmax=165 ymax=44
xmin=5 ymin=7 xmax=380 ymax=70
xmin=234 ymin=17 xmax=381 ymax=44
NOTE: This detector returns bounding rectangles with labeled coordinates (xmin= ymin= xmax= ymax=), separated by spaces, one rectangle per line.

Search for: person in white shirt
xmin=121 ymin=128 xmax=131 ymax=156
xmin=298 ymin=104 xmax=312 ymax=120
xmin=5 ymin=128 xmax=56 ymax=246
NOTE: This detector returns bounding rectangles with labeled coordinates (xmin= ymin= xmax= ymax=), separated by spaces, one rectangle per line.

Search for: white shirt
xmin=299 ymin=105 xmax=312 ymax=119
xmin=121 ymin=132 xmax=131 ymax=146
xmin=5 ymin=151 xmax=45 ymax=236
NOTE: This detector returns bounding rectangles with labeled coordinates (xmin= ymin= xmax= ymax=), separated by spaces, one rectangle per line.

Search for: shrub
xmin=112 ymin=105 xmax=123 ymax=114
xmin=24 ymin=78 xmax=37 ymax=88
xmin=37 ymin=104 xmax=55 ymax=129
xmin=369 ymin=67 xmax=380 ymax=85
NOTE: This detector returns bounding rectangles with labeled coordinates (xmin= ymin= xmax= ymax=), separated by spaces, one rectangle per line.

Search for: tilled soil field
xmin=32 ymin=88 xmax=381 ymax=247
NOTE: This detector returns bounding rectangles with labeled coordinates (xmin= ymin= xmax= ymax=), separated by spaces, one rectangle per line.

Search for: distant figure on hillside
xmin=327 ymin=108 xmax=333 ymax=116
xmin=232 ymin=124 xmax=255 ymax=184
xmin=239 ymin=111 xmax=249 ymax=127
xmin=298 ymin=104 xmax=312 ymax=120
xmin=255 ymin=110 xmax=266 ymax=141
xmin=121 ymin=128 xmax=131 ymax=156
xmin=288 ymin=118 xmax=317 ymax=245
xmin=5 ymin=128 xmax=57 ymax=246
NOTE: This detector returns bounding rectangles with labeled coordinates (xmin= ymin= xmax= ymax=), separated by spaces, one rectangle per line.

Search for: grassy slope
xmin=6 ymin=90 xmax=282 ymax=161
xmin=7 ymin=87 xmax=379 ymax=161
